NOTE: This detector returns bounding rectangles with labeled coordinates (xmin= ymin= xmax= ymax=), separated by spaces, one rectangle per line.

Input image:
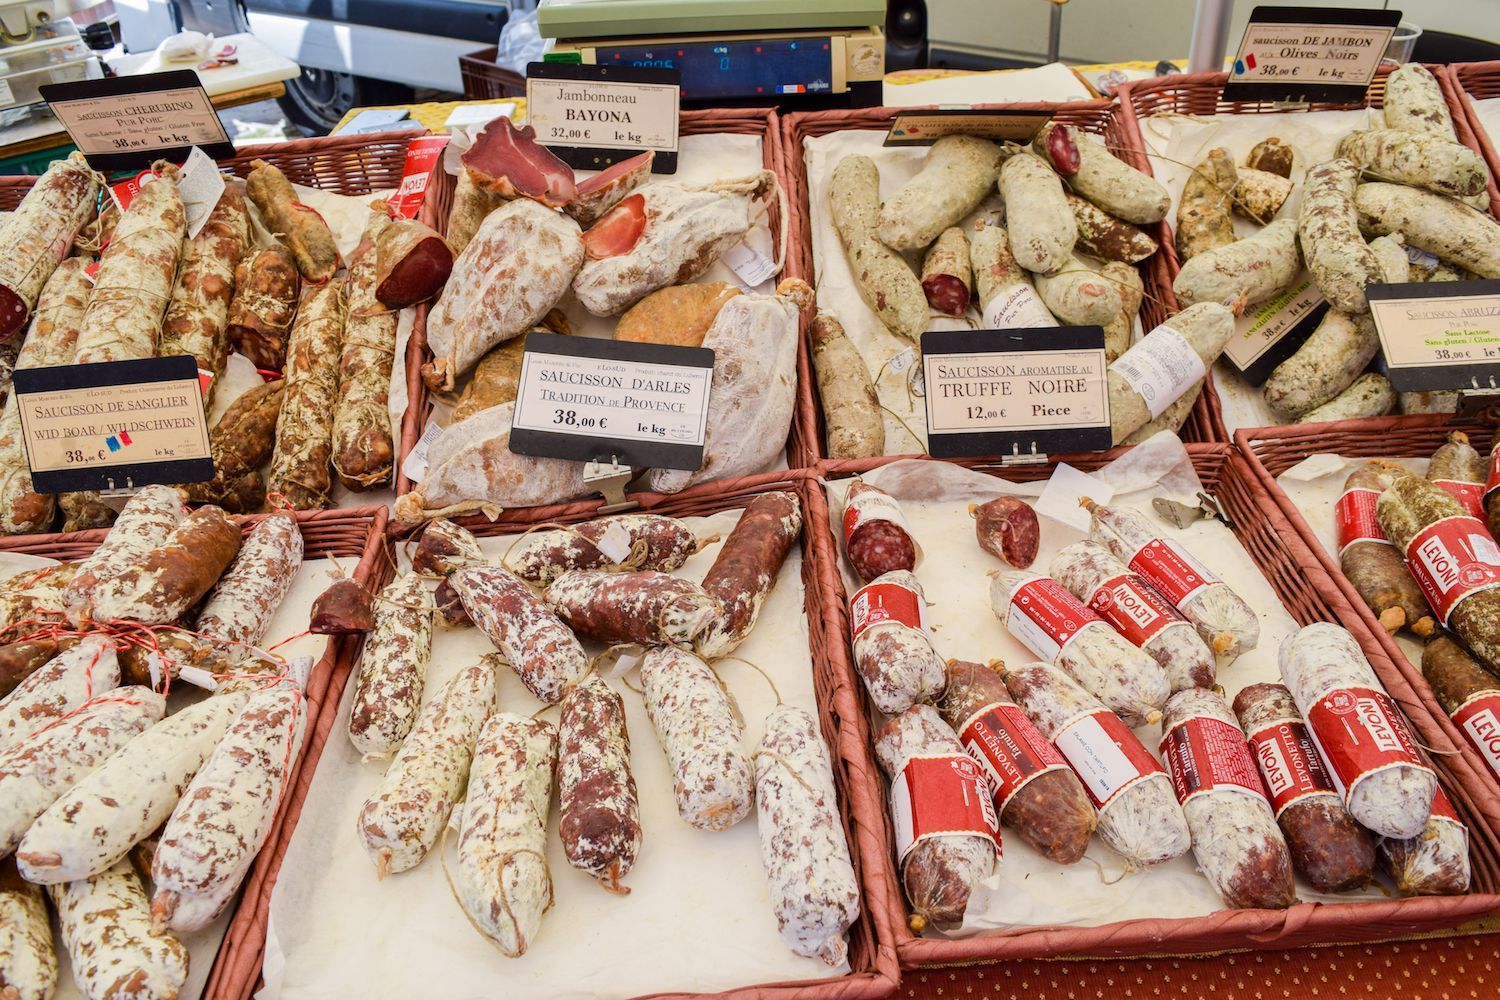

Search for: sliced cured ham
xmin=566 ymin=151 xmax=655 ymax=227
xmin=461 ymin=118 xmax=577 ymax=208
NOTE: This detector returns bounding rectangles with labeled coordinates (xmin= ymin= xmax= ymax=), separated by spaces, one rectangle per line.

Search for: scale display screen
xmin=595 ymin=38 xmax=834 ymax=99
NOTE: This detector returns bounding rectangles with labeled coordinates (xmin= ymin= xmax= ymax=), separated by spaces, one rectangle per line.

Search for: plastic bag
xmin=495 ymin=8 xmax=547 ymax=73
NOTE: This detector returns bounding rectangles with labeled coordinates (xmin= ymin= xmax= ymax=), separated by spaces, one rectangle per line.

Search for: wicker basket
xmin=779 ymin=102 xmax=1223 ymax=464
xmin=396 ymin=107 xmax=805 ymax=529
xmin=210 ymin=469 xmax=901 ymax=1000
xmin=1234 ymin=418 xmax=1500 ymax=799
xmin=1451 ymin=62 xmax=1500 ymax=203
xmin=203 ymin=504 xmax=393 ymax=1000
xmin=811 ymin=444 xmax=1500 ymax=967
xmin=459 ymin=45 xmax=528 ymax=101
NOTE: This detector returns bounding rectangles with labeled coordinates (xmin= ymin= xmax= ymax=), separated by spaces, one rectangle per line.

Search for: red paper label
xmin=958 ymin=701 xmax=1070 ymax=812
xmin=889 ymin=753 xmax=1001 ymax=865
xmin=109 ymin=167 xmax=158 ymax=212
xmin=1160 ymin=715 xmax=1265 ymax=807
xmin=1434 ymin=480 xmax=1486 ymax=520
xmin=1245 ymin=718 xmax=1337 ymax=817
xmin=389 ymin=135 xmax=451 ymax=219
xmin=849 ymin=578 xmax=924 ymax=641
xmin=1336 ymin=487 xmax=1388 ymax=554
xmin=1051 ymin=708 xmax=1165 ymax=810
xmin=1486 ymin=447 xmax=1500 ymax=504
xmin=842 ymin=486 xmax=912 ymax=548
xmin=1431 ymin=785 xmax=1461 ymax=824
xmin=1305 ymin=686 xmax=1431 ymax=800
xmin=1127 ymin=538 xmax=1218 ymax=607
xmin=1086 ymin=572 xmax=1182 ymax=647
xmin=1452 ymin=691 xmax=1500 ymax=783
xmin=1402 ymin=515 xmax=1500 ymax=624
xmin=1005 ymin=576 xmax=1107 ymax=662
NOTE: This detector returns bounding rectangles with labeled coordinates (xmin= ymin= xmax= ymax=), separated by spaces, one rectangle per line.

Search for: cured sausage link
xmin=451 ymin=564 xmax=586 ymax=704
xmin=558 ymin=674 xmax=641 ymax=893
xmin=697 ymin=492 xmax=801 ymax=659
xmin=50 ymin=859 xmax=188 ymax=1000
xmin=347 ymin=571 xmax=435 ymax=760
xmin=0 ymin=152 xmax=100 ymax=338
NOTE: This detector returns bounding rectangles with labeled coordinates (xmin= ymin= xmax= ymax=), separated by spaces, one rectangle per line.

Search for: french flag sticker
xmin=1235 ymin=52 xmax=1258 ymax=74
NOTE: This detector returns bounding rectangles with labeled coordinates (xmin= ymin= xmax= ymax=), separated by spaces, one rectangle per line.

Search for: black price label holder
xmin=526 ymin=62 xmax=681 ymax=174
xmin=1220 ymin=5 xmax=1401 ymax=105
xmin=41 ymin=70 xmax=235 ymax=173
xmin=883 ymin=109 xmax=1054 ymax=147
xmin=12 ymin=355 xmax=214 ymax=494
xmin=921 ymin=327 xmax=1113 ymax=461
xmin=1369 ymin=280 xmax=1500 ymax=397
xmin=509 ymin=334 xmax=714 ymax=508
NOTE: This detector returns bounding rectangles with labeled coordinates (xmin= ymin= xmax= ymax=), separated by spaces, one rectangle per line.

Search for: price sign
xmin=41 ymin=70 xmax=235 ymax=173
xmin=884 ymin=109 xmax=1054 ymax=147
xmin=1221 ymin=6 xmax=1401 ymax=105
xmin=509 ymin=333 xmax=714 ymax=471
xmin=1369 ymin=281 xmax=1500 ymax=392
xmin=526 ymin=62 xmax=680 ymax=173
xmin=1221 ymin=272 xmax=1329 ymax=386
xmin=921 ymin=327 xmax=1112 ymax=459
xmin=11 ymin=355 xmax=214 ymax=493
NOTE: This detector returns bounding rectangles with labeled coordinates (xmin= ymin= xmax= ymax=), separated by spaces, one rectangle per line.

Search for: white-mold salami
xmin=50 ymin=858 xmax=188 ymax=1000
xmin=0 ymin=634 xmax=118 ymax=749
xmin=558 ymin=674 xmax=640 ymax=893
xmin=849 ymin=570 xmax=945 ymax=714
xmin=347 ymin=571 xmax=435 ymax=759
xmin=451 ymin=565 xmax=586 ymax=704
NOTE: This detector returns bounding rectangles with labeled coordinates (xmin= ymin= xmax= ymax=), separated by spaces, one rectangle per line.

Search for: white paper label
xmin=595 ymin=520 xmax=634 ymax=564
xmin=1230 ymin=20 xmax=1394 ymax=90
xmin=179 ymin=665 xmax=218 ymax=691
xmin=723 ymin=242 xmax=777 ymax=289
xmin=179 ymin=146 xmax=226 ymax=239
xmin=512 ymin=349 xmax=712 ymax=452
xmin=526 ymin=77 xmax=680 ymax=154
xmin=287 ymin=654 xmax=313 ymax=691
xmin=1224 ymin=275 xmax=1325 ymax=371
xmin=1113 ymin=325 xmax=1205 ymax=419
xmin=982 ymin=284 xmax=1059 ymax=331
xmin=1406 ymin=246 xmax=1440 ymax=269
xmin=1052 ymin=713 xmax=1140 ymax=805
xmin=399 ymin=420 xmax=443 ymax=484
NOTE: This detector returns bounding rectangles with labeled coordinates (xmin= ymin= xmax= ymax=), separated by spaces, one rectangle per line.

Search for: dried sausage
xmin=697 ymin=491 xmax=801 ymax=659
xmin=1173 ymin=218 xmax=1301 ymax=315
xmin=158 ymin=181 xmax=251 ymax=400
xmin=1232 ymin=682 xmax=1375 ymax=893
xmin=937 ymin=658 xmax=1094 ymax=864
xmin=1032 ymin=122 xmax=1170 ymax=224
xmin=842 ymin=479 xmax=918 ymax=582
xmin=878 ymin=136 xmax=1002 ymax=251
xmin=810 ymin=311 xmax=883 ymax=459
xmin=1338 ymin=463 xmax=1435 ymax=636
xmin=1384 ymin=63 xmax=1457 ymax=140
xmin=332 ymin=208 xmax=399 ymax=491
xmin=546 ymin=569 xmax=721 ymax=648
xmin=502 ymin=513 xmax=700 ymax=586
xmin=347 ymin=571 xmax=435 ymax=760
xmin=1355 ymin=183 xmax=1500 ymax=279
xmin=828 ymin=155 xmax=927 ymax=341
xmin=247 ymin=158 xmax=340 ymax=282
xmin=1427 ymin=431 xmax=1486 ymax=519
xmin=445 ymin=168 xmax=504 ymax=256
xmin=1279 ymin=622 xmax=1437 ymax=839
xmin=615 ymin=281 xmax=738 ymax=347
xmin=192 ymin=509 xmax=304 ymax=662
xmin=1107 ymin=303 xmax=1235 ymax=444
xmin=972 ymin=496 xmax=1039 ymax=568
xmin=1378 ymin=787 xmax=1470 ymax=895
xmin=1337 ymin=129 xmax=1490 ymax=200
xmin=1421 ymin=634 xmax=1500 ymax=784
xmin=0 ymin=638 xmax=58 ymax=699
xmin=267 ymin=278 xmax=347 ymax=509
xmin=848 ymin=570 xmax=945 ymax=714
xmin=359 ymin=659 xmax=493 ymax=877
xmin=451 ymin=564 xmax=586 ymax=704
xmin=1160 ymin=687 xmax=1296 ymax=909
xmin=226 ymin=247 xmax=300 ymax=371
xmin=1051 ymin=538 xmax=1216 ymax=692
xmin=920 ymin=226 xmax=973 ymax=316
xmin=874 ymin=704 xmax=998 ymax=928
xmin=1300 ymin=158 xmax=1383 ymax=314
xmin=1298 ymin=372 xmax=1395 ymax=422
xmin=182 ymin=379 xmax=284 ymax=512
xmin=0 ymin=856 xmax=55 ymax=1000
xmin=0 ymin=634 xmax=119 ymax=750
xmin=754 ymin=704 xmax=861 ymax=963
xmin=1069 ymin=192 xmax=1158 ymax=264
xmin=1004 ymin=661 xmax=1190 ymax=868
xmin=87 ymin=505 xmax=242 ymax=625
xmin=558 ymin=674 xmax=640 ymax=893
xmin=1000 ymin=153 xmax=1075 ymax=274
xmin=640 ymin=646 xmax=752 ymax=832
xmin=0 ymin=152 xmax=100 ymax=338
xmin=309 ymin=578 xmax=374 ymax=635
xmin=456 ymin=712 xmax=557 ymax=957
xmin=50 ymin=858 xmax=188 ymax=1000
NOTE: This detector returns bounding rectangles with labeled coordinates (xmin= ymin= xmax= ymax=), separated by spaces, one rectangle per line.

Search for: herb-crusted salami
xmin=348 ymin=571 xmax=435 ymax=760
xmin=268 ymin=278 xmax=347 ymax=510
xmin=457 ymin=712 xmax=557 ymax=957
xmin=558 ymin=674 xmax=640 ymax=893
xmin=74 ymin=162 xmax=186 ymax=364
xmin=0 ymin=152 xmax=100 ymax=338
xmin=359 ymin=659 xmax=493 ymax=877
xmin=754 ymin=705 xmax=860 ymax=965
xmin=50 ymin=858 xmax=188 ymax=1000
xmin=451 ymin=564 xmax=586 ymax=704
xmin=333 ymin=207 xmax=398 ymax=491
xmin=226 ymin=246 xmax=300 ymax=371
xmin=546 ymin=569 xmax=722 ymax=648
xmin=152 ymin=681 xmax=307 ymax=932
xmin=247 ymin=158 xmax=340 ymax=282
xmin=182 ymin=379 xmax=284 ymax=512
xmin=640 ymin=646 xmax=753 ymax=831
xmin=158 ymin=180 xmax=251 ymax=399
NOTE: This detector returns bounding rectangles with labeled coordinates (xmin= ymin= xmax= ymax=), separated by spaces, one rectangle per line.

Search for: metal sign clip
xmin=1458 ymin=376 xmax=1500 ymax=422
xmin=997 ymin=441 xmax=1048 ymax=468
xmin=585 ymin=457 xmax=638 ymax=514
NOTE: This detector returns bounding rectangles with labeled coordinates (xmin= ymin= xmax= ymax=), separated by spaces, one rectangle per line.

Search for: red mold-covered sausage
xmin=1160 ymin=687 xmax=1296 ymax=909
xmin=971 ymin=496 xmax=1039 ymax=568
xmin=566 ymin=151 xmax=654 ymax=227
xmin=938 ymin=659 xmax=1095 ymax=864
xmin=1233 ymin=682 xmax=1375 ymax=893
xmin=502 ymin=514 xmax=702 ymax=586
xmin=697 ymin=492 xmax=801 ymax=659
xmin=558 ymin=674 xmax=640 ymax=893
xmin=462 ymin=117 xmax=577 ymax=208
xmin=842 ymin=480 xmax=918 ymax=583
xmin=452 ymin=565 xmax=586 ymax=704
xmin=875 ymin=705 xmax=999 ymax=929
xmin=545 ymin=569 xmax=721 ymax=648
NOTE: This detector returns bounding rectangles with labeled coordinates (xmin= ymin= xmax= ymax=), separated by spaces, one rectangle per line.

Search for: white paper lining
xmin=823 ymin=433 xmax=1389 ymax=934
xmin=802 ymin=129 xmax=1144 ymax=456
xmin=1134 ymin=107 xmax=1389 ymax=434
xmin=0 ymin=547 xmax=339 ymax=1000
xmin=260 ymin=509 xmax=850 ymax=999
xmin=1468 ymin=97 xmax=1500 ymax=159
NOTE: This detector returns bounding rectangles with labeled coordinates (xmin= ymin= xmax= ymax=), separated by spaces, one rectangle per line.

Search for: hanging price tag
xmin=1221 ymin=6 xmax=1401 ymax=104
xmin=526 ymin=62 xmax=680 ymax=173
xmin=1220 ymin=272 xmax=1328 ymax=386
xmin=1368 ymin=280 xmax=1500 ymax=392
xmin=41 ymin=70 xmax=235 ymax=173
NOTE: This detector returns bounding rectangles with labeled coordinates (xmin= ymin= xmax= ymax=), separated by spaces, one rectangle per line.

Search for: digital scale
xmin=537 ymin=0 xmax=885 ymax=107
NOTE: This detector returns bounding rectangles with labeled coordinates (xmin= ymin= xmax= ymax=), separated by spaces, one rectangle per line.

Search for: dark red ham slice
xmin=375 ymin=216 xmax=454 ymax=310
xmin=581 ymin=194 xmax=647 ymax=260
xmin=565 ymin=150 xmax=655 ymax=226
xmin=461 ymin=117 xmax=577 ymax=207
